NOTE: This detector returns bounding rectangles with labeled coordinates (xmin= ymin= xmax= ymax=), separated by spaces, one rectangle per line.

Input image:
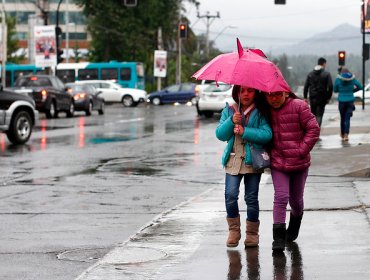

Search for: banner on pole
xmin=154 ymin=50 xmax=167 ymax=78
xmin=34 ymin=25 xmax=57 ymax=67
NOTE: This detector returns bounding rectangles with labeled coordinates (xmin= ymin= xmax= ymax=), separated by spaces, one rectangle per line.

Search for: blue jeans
xmin=225 ymin=173 xmax=262 ymax=222
xmin=338 ymin=101 xmax=354 ymax=134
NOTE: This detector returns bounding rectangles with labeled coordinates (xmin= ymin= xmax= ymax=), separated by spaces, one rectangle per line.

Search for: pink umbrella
xmin=192 ymin=38 xmax=292 ymax=93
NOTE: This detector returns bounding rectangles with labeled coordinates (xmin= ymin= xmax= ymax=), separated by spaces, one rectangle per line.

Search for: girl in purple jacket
xmin=265 ymin=91 xmax=320 ymax=252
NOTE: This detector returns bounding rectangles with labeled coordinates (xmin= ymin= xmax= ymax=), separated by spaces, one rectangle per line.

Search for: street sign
xmin=154 ymin=50 xmax=167 ymax=78
xmin=34 ymin=25 xmax=57 ymax=68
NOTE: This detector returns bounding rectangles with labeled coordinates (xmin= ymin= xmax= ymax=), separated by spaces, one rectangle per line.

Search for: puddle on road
xmin=316 ymin=133 xmax=370 ymax=149
xmin=89 ymin=136 xmax=138 ymax=144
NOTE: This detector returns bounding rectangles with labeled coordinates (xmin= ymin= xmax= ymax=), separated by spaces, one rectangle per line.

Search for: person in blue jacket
xmin=216 ymin=85 xmax=272 ymax=248
xmin=333 ymin=67 xmax=363 ymax=141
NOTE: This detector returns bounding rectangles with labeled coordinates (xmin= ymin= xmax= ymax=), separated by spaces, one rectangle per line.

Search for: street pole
xmin=157 ymin=27 xmax=162 ymax=91
xmin=178 ymin=29 xmax=182 ymax=84
xmin=1 ymin=0 xmax=6 ymax=89
xmin=197 ymin=11 xmax=220 ymax=59
xmin=65 ymin=0 xmax=69 ymax=63
xmin=362 ymin=1 xmax=366 ymax=110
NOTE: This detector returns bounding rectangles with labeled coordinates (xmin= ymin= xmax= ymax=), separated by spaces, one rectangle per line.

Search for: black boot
xmin=286 ymin=213 xmax=303 ymax=242
xmin=272 ymin=223 xmax=286 ymax=251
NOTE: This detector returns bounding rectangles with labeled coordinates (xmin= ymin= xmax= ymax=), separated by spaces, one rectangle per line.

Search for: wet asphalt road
xmin=0 ymin=103 xmax=222 ymax=280
xmin=0 ymin=103 xmax=369 ymax=279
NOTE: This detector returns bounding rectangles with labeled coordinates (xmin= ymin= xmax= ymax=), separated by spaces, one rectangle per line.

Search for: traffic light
xmin=57 ymin=49 xmax=63 ymax=64
xmin=338 ymin=51 xmax=346 ymax=66
xmin=179 ymin=23 xmax=187 ymax=39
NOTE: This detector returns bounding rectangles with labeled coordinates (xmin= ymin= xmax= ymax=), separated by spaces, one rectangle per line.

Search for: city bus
xmin=55 ymin=61 xmax=145 ymax=89
xmin=1 ymin=64 xmax=47 ymax=87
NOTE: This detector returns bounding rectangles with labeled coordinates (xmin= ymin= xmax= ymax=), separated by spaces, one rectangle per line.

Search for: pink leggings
xmin=271 ymin=168 xmax=309 ymax=224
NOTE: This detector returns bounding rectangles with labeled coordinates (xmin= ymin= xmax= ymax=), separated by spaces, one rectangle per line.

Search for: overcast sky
xmin=184 ymin=0 xmax=361 ymax=53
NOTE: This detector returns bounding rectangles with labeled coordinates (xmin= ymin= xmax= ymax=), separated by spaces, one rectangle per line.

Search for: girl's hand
xmin=232 ymin=112 xmax=242 ymax=124
xmin=233 ymin=124 xmax=244 ymax=135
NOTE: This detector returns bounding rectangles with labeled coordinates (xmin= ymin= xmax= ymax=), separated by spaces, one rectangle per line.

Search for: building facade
xmin=4 ymin=0 xmax=90 ymax=62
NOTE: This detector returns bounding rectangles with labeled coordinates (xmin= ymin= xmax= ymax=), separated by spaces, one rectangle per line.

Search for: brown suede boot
xmin=244 ymin=220 xmax=260 ymax=247
xmin=226 ymin=216 xmax=241 ymax=247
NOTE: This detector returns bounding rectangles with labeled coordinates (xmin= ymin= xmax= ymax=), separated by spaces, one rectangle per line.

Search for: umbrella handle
xmin=238 ymin=87 xmax=241 ymax=113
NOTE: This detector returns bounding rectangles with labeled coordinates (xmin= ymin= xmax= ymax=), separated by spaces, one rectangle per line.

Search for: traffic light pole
xmin=56 ymin=0 xmax=63 ymax=65
xmin=362 ymin=2 xmax=366 ymax=110
xmin=1 ymin=0 xmax=7 ymax=89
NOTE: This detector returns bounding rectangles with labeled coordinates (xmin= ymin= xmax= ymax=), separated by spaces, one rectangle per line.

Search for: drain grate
xmin=58 ymin=248 xmax=109 ymax=263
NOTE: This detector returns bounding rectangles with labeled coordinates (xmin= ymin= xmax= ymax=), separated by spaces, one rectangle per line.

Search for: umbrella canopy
xmin=192 ymin=38 xmax=292 ymax=93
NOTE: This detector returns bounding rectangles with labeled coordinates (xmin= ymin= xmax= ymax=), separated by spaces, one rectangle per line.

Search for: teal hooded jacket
xmin=215 ymin=104 xmax=272 ymax=167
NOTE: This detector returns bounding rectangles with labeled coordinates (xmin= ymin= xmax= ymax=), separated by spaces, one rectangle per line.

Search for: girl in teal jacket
xmin=333 ymin=67 xmax=363 ymax=141
xmin=215 ymin=85 xmax=272 ymax=248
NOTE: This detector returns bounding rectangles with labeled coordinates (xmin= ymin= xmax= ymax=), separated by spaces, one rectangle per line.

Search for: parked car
xmin=66 ymin=83 xmax=105 ymax=115
xmin=148 ymin=83 xmax=197 ymax=105
xmin=0 ymin=89 xmax=39 ymax=144
xmin=11 ymin=74 xmax=74 ymax=119
xmin=354 ymin=84 xmax=370 ymax=103
xmin=195 ymin=80 xmax=214 ymax=114
xmin=75 ymin=80 xmax=147 ymax=107
xmin=197 ymin=82 xmax=235 ymax=118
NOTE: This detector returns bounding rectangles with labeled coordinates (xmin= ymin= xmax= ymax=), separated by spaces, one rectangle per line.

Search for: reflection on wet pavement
xmin=0 ymin=113 xmax=202 ymax=155
xmin=225 ymin=244 xmax=303 ymax=280
xmin=316 ymin=133 xmax=370 ymax=149
xmin=227 ymin=250 xmax=242 ymax=280
xmin=246 ymin=247 xmax=260 ymax=279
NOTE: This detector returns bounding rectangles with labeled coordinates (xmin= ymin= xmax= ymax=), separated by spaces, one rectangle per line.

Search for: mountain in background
xmin=271 ymin=23 xmax=363 ymax=56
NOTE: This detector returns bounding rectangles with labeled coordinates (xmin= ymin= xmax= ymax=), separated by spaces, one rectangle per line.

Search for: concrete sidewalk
xmin=76 ymin=107 xmax=370 ymax=280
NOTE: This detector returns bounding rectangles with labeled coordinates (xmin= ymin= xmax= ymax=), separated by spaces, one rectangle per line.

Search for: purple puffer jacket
xmin=269 ymin=97 xmax=320 ymax=172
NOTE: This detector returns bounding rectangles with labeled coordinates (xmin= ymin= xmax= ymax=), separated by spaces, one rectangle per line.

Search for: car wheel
xmin=152 ymin=97 xmax=161 ymax=105
xmin=122 ymin=95 xmax=134 ymax=107
xmin=6 ymin=110 xmax=32 ymax=145
xmin=46 ymin=101 xmax=57 ymax=119
xmin=66 ymin=101 xmax=75 ymax=118
xmin=98 ymin=102 xmax=105 ymax=115
xmin=204 ymin=111 xmax=214 ymax=118
xmin=85 ymin=102 xmax=93 ymax=116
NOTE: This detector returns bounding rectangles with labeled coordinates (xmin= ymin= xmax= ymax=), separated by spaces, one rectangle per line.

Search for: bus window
xmin=5 ymin=71 xmax=12 ymax=87
xmin=101 ymin=68 xmax=118 ymax=80
xmin=56 ymin=69 xmax=76 ymax=83
xmin=78 ymin=69 xmax=98 ymax=80
xmin=14 ymin=70 xmax=34 ymax=83
xmin=120 ymin=68 xmax=131 ymax=81
xmin=136 ymin=64 xmax=144 ymax=78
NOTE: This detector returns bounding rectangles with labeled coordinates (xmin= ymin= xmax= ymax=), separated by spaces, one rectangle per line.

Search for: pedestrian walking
xmin=333 ymin=67 xmax=363 ymax=141
xmin=215 ymin=85 xmax=272 ymax=248
xmin=264 ymin=90 xmax=320 ymax=252
xmin=303 ymin=57 xmax=333 ymax=128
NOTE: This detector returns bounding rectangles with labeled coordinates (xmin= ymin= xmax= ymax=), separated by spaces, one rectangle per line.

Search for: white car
xmin=75 ymin=80 xmax=147 ymax=107
xmin=197 ymin=82 xmax=235 ymax=118
xmin=354 ymin=84 xmax=370 ymax=104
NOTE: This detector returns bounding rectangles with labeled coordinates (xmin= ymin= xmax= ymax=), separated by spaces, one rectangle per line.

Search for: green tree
xmin=0 ymin=16 xmax=24 ymax=63
xmin=74 ymin=0 xmax=201 ymax=90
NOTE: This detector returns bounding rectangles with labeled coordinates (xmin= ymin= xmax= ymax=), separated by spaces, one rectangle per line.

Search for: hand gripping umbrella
xmin=192 ymin=38 xmax=292 ymax=93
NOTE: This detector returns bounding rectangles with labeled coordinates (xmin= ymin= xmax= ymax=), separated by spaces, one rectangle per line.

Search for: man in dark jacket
xmin=303 ymin=57 xmax=333 ymax=128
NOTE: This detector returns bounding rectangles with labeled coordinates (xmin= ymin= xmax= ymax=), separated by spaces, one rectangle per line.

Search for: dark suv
xmin=0 ymin=89 xmax=39 ymax=144
xmin=12 ymin=75 xmax=74 ymax=119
